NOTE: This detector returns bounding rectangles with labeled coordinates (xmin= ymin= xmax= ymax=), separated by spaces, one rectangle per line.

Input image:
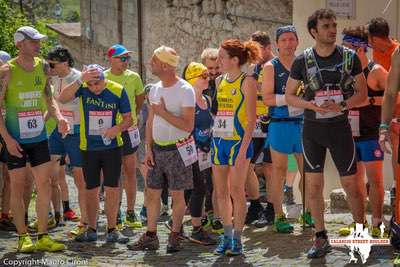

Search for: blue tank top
xmin=193 ymin=95 xmax=213 ymax=147
xmin=269 ymin=57 xmax=303 ymax=119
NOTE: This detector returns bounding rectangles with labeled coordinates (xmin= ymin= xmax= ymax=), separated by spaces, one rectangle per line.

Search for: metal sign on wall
xmin=326 ymin=0 xmax=356 ymax=19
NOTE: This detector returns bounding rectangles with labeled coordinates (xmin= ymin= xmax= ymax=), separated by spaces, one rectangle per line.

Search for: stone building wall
xmin=71 ymin=0 xmax=292 ymax=82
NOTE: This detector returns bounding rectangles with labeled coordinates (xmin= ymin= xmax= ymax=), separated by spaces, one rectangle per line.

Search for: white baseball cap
xmin=0 ymin=51 xmax=11 ymax=63
xmin=14 ymin=26 xmax=47 ymax=45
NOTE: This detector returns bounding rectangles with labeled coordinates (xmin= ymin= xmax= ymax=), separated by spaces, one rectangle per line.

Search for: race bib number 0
xmin=314 ymin=90 xmax=344 ymax=119
xmin=348 ymin=110 xmax=360 ymax=137
xmin=18 ymin=110 xmax=44 ymax=139
xmin=88 ymin=110 xmax=112 ymax=136
xmin=128 ymin=126 xmax=141 ymax=148
xmin=198 ymin=149 xmax=211 ymax=171
xmin=252 ymin=116 xmax=267 ymax=138
xmin=61 ymin=110 xmax=75 ymax=135
xmin=213 ymin=110 xmax=234 ymax=138
xmin=176 ymin=136 xmax=198 ymax=167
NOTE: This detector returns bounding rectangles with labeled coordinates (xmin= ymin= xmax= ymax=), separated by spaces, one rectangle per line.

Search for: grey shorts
xmin=147 ymin=144 xmax=193 ymax=191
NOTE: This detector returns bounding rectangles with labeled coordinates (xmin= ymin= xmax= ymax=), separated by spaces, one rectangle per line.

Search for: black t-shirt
xmin=290 ymin=45 xmax=362 ymax=123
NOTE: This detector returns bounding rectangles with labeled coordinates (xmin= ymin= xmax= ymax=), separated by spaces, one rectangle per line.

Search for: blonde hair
xmin=201 ymin=48 xmax=218 ymax=64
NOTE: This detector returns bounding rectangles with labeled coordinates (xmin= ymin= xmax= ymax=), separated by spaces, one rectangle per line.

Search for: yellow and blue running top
xmin=212 ymin=72 xmax=253 ymax=165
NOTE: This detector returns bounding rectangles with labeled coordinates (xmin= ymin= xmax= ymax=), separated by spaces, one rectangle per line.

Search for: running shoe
xmin=307 ymin=236 xmax=332 ymax=258
xmin=160 ymin=204 xmax=169 ymax=216
xmin=245 ymin=203 xmax=263 ymax=225
xmin=28 ymin=216 xmax=57 ymax=232
xmin=298 ymin=211 xmax=315 ymax=227
xmin=211 ymin=219 xmax=224 ymax=235
xmin=201 ymin=216 xmax=211 ymax=230
xmin=106 ymin=229 xmax=129 ymax=244
xmin=125 ymin=210 xmax=142 ymax=229
xmin=127 ymin=232 xmax=159 ymax=251
xmin=69 ymin=224 xmax=86 ymax=237
xmin=255 ymin=204 xmax=275 ymax=228
xmin=338 ymin=222 xmax=355 ymax=236
xmin=189 ymin=227 xmax=216 ymax=246
xmin=214 ymin=235 xmax=231 ymax=255
xmin=17 ymin=233 xmax=35 ymax=253
xmin=166 ymin=232 xmax=182 ymax=253
xmin=164 ymin=219 xmax=186 ymax=240
xmin=0 ymin=217 xmax=16 ymax=231
xmin=63 ymin=209 xmax=80 ymax=222
xmin=35 ymin=234 xmax=66 ymax=252
xmin=74 ymin=228 xmax=97 ymax=242
xmin=371 ymin=223 xmax=389 ymax=238
xmin=226 ymin=238 xmax=243 ymax=256
xmin=116 ymin=209 xmax=124 ymax=231
xmin=274 ymin=214 xmax=294 ymax=233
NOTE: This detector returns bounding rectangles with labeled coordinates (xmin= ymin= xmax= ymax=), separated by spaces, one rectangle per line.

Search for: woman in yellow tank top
xmin=211 ymin=39 xmax=259 ymax=256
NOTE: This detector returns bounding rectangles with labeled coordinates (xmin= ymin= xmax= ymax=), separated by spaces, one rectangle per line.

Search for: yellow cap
xmin=184 ymin=62 xmax=208 ymax=86
xmin=153 ymin=46 xmax=179 ymax=67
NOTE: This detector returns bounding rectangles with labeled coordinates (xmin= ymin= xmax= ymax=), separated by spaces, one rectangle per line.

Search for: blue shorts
xmin=355 ymin=139 xmax=384 ymax=162
xmin=49 ymin=130 xmax=82 ymax=167
xmin=266 ymin=121 xmax=303 ymax=154
xmin=211 ymin=137 xmax=253 ymax=166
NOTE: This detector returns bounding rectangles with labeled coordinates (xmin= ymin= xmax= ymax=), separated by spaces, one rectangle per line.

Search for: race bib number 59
xmin=176 ymin=136 xmax=198 ymax=167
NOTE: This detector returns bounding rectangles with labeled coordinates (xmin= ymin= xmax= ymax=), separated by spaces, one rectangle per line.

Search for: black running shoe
xmin=307 ymin=237 xmax=332 ymax=258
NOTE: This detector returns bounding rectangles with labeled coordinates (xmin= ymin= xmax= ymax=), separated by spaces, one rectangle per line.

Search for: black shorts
xmin=59 ymin=154 xmax=66 ymax=166
xmin=6 ymin=140 xmax=51 ymax=171
xmin=121 ymin=131 xmax=139 ymax=156
xmin=302 ymin=119 xmax=356 ymax=177
xmin=263 ymin=146 xmax=272 ymax=163
xmin=81 ymin=147 xmax=122 ymax=190
xmin=250 ymin=138 xmax=266 ymax=164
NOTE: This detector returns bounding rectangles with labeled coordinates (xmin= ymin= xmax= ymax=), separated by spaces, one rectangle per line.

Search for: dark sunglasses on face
xmin=189 ymin=72 xmax=209 ymax=81
xmin=118 ymin=56 xmax=131 ymax=63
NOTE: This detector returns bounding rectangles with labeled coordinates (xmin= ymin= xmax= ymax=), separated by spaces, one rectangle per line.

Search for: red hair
xmin=220 ymin=39 xmax=261 ymax=66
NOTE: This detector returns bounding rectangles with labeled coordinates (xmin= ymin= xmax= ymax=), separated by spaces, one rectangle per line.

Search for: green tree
xmin=0 ymin=0 xmax=58 ymax=58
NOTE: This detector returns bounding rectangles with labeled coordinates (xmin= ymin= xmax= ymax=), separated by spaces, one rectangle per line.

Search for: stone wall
xmin=71 ymin=0 xmax=292 ymax=82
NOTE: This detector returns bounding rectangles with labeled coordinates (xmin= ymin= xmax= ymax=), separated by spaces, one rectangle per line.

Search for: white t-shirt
xmin=51 ymin=68 xmax=81 ymax=126
xmin=149 ymin=78 xmax=195 ymax=143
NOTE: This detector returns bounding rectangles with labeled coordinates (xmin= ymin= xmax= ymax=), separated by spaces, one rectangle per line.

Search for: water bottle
xmin=102 ymin=134 xmax=111 ymax=146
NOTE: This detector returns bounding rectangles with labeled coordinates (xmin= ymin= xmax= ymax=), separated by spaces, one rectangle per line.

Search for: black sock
xmin=107 ymin=228 xmax=115 ymax=233
xmin=315 ymin=230 xmax=328 ymax=239
xmin=24 ymin=212 xmax=28 ymax=225
xmin=62 ymin=201 xmax=70 ymax=213
xmin=146 ymin=231 xmax=156 ymax=237
xmin=38 ymin=233 xmax=48 ymax=240
xmin=54 ymin=211 xmax=61 ymax=223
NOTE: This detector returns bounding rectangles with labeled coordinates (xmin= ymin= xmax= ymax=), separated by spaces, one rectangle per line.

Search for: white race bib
xmin=348 ymin=110 xmax=360 ymax=137
xmin=176 ymin=136 xmax=198 ymax=167
xmin=288 ymin=105 xmax=304 ymax=117
xmin=213 ymin=110 xmax=234 ymax=138
xmin=314 ymin=90 xmax=344 ymax=119
xmin=128 ymin=126 xmax=141 ymax=148
xmin=18 ymin=110 xmax=44 ymax=139
xmin=88 ymin=110 xmax=112 ymax=136
xmin=252 ymin=116 xmax=267 ymax=138
xmin=61 ymin=110 xmax=75 ymax=135
xmin=198 ymin=149 xmax=211 ymax=171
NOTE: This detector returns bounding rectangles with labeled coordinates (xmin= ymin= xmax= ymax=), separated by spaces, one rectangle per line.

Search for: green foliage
xmin=65 ymin=9 xmax=80 ymax=22
xmin=0 ymin=0 xmax=59 ymax=58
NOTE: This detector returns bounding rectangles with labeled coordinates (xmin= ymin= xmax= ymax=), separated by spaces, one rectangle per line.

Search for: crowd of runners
xmin=1 ymin=8 xmax=400 ymax=258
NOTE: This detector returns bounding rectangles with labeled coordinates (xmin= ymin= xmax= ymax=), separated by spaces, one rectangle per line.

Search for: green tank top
xmin=5 ymin=57 xmax=48 ymax=144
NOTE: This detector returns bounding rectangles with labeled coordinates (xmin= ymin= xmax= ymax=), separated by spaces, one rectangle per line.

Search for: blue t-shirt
xmin=76 ymin=80 xmax=131 ymax=151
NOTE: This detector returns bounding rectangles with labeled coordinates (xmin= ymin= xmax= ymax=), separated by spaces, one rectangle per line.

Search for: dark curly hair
xmin=47 ymin=46 xmax=74 ymax=67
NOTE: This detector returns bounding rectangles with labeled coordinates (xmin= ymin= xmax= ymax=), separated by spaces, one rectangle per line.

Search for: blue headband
xmin=342 ymin=35 xmax=370 ymax=49
xmin=276 ymin=25 xmax=298 ymax=41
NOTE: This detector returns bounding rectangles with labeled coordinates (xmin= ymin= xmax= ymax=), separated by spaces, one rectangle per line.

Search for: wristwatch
xmin=339 ymin=101 xmax=348 ymax=112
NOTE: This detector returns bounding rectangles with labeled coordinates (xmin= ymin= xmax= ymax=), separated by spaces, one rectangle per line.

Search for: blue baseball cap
xmin=0 ymin=51 xmax=11 ymax=63
xmin=276 ymin=25 xmax=298 ymax=41
xmin=107 ymin=44 xmax=132 ymax=58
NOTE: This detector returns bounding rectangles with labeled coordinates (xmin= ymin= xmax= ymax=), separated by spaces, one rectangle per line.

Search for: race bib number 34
xmin=88 ymin=110 xmax=112 ymax=135
xmin=18 ymin=110 xmax=44 ymax=139
xmin=176 ymin=136 xmax=198 ymax=167
xmin=213 ymin=110 xmax=234 ymax=138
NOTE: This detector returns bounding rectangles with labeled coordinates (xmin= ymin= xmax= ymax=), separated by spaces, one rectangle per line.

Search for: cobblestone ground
xmin=0 ymin=172 xmax=398 ymax=267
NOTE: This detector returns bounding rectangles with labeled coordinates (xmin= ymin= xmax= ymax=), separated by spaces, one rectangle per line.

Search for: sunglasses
xmin=117 ymin=56 xmax=131 ymax=63
xmin=49 ymin=62 xmax=60 ymax=68
xmin=189 ymin=72 xmax=209 ymax=81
